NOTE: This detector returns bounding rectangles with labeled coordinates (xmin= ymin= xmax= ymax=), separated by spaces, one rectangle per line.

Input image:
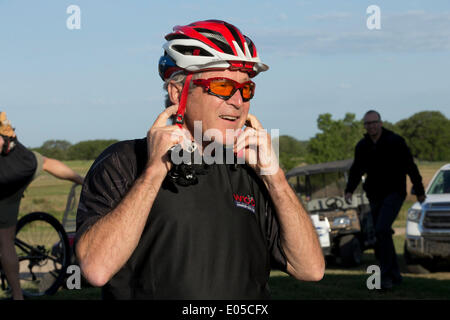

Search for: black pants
xmin=369 ymin=192 xmax=405 ymax=283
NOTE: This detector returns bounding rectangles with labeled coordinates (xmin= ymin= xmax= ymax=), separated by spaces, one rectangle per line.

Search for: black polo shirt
xmin=75 ymin=138 xmax=287 ymax=299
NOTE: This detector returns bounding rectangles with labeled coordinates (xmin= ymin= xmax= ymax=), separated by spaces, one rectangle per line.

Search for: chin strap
xmin=174 ymin=73 xmax=193 ymax=129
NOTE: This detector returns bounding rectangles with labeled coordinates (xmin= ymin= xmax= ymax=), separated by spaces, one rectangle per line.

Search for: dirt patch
xmin=394 ymin=227 xmax=406 ymax=235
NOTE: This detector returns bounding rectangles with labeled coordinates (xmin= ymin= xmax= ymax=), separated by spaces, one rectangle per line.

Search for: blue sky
xmin=1 ymin=0 xmax=449 ymax=147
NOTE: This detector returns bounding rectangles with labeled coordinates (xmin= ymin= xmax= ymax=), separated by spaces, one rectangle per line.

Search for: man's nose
xmin=227 ymin=89 xmax=243 ymax=108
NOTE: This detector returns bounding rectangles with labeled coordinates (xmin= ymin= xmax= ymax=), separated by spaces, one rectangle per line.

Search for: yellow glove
xmin=0 ymin=111 xmax=16 ymax=137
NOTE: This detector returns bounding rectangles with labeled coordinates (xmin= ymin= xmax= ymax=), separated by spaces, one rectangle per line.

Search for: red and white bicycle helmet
xmin=159 ymin=19 xmax=269 ymax=81
xmin=159 ymin=20 xmax=268 ymax=127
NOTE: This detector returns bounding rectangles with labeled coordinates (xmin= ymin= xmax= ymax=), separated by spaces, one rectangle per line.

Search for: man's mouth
xmin=219 ymin=115 xmax=239 ymax=122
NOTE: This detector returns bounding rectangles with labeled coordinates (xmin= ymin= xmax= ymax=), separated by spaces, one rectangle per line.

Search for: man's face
xmin=363 ymin=112 xmax=382 ymax=137
xmin=184 ymin=69 xmax=251 ymax=145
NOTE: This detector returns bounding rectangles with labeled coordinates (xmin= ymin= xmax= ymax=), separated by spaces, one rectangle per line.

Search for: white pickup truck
xmin=405 ymin=163 xmax=450 ymax=272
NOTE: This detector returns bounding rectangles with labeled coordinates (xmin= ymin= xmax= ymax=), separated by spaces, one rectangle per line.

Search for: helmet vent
xmin=194 ymin=28 xmax=234 ymax=55
xmin=197 ymin=31 xmax=227 ymax=44
xmin=224 ymin=24 xmax=245 ymax=55
xmin=244 ymin=36 xmax=256 ymax=57
xmin=165 ymin=34 xmax=191 ymax=41
xmin=172 ymin=45 xmax=213 ymax=57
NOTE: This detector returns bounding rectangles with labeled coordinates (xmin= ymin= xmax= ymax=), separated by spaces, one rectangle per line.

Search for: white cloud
xmin=311 ymin=12 xmax=352 ymax=20
xmin=278 ymin=12 xmax=288 ymax=21
xmin=255 ymin=11 xmax=450 ymax=56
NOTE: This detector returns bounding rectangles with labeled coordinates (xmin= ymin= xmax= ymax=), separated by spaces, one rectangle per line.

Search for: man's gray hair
xmin=163 ymin=72 xmax=202 ymax=108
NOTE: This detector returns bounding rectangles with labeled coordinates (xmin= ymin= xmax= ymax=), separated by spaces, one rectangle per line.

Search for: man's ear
xmin=167 ymin=81 xmax=182 ymax=105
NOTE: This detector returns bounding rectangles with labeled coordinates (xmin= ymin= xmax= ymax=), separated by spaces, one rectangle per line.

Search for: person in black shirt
xmin=345 ymin=110 xmax=425 ymax=289
xmin=0 ymin=114 xmax=84 ymax=300
xmin=75 ymin=20 xmax=325 ymax=299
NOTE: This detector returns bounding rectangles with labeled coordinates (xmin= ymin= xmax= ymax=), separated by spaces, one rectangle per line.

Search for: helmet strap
xmin=174 ymin=73 xmax=193 ymax=128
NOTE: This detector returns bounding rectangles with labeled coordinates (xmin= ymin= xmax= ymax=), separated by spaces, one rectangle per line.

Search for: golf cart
xmin=286 ymin=159 xmax=376 ymax=266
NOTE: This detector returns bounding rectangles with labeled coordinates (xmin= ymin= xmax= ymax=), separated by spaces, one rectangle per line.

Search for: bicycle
xmin=0 ymin=209 xmax=71 ymax=297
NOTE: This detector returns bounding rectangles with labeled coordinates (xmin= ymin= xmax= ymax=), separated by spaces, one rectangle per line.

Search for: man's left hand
xmin=233 ymin=114 xmax=279 ymax=177
xmin=417 ymin=194 xmax=426 ymax=203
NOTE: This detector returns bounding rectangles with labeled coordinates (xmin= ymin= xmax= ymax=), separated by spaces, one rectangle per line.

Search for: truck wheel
xmin=404 ymin=242 xmax=431 ymax=274
xmin=339 ymin=234 xmax=362 ymax=266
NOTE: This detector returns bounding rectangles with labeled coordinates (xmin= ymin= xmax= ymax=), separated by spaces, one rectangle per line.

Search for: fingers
xmin=152 ymin=104 xmax=179 ymax=128
xmin=150 ymin=105 xmax=193 ymax=142
xmin=238 ymin=113 xmax=264 ymax=151
xmin=234 ymin=128 xmax=264 ymax=163
xmin=233 ymin=124 xmax=279 ymax=175
xmin=234 ymin=130 xmax=258 ymax=154
xmin=234 ymin=127 xmax=266 ymax=154
xmin=245 ymin=113 xmax=263 ymax=130
xmin=169 ymin=128 xmax=184 ymax=144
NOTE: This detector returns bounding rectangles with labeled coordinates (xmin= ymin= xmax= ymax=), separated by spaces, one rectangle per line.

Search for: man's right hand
xmin=145 ymin=105 xmax=192 ymax=175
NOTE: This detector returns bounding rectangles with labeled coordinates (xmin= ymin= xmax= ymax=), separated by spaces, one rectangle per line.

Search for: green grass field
xmin=17 ymin=160 xmax=93 ymax=222
xmin=2 ymin=160 xmax=449 ymax=300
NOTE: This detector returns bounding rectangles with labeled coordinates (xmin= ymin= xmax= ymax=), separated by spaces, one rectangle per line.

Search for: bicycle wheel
xmin=15 ymin=212 xmax=71 ymax=297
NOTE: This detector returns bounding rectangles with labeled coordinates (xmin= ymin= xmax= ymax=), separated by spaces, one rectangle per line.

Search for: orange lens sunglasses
xmin=192 ymin=77 xmax=256 ymax=102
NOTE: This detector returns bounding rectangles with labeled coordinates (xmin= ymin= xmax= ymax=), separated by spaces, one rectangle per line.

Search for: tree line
xmin=32 ymin=111 xmax=450 ymax=171
xmin=32 ymin=139 xmax=119 ymax=161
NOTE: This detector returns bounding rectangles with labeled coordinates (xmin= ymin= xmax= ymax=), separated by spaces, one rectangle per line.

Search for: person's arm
xmin=76 ymin=165 xmax=167 ymax=287
xmin=344 ymin=143 xmax=364 ymax=202
xmin=75 ymin=105 xmax=187 ymax=286
xmin=263 ymin=170 xmax=325 ymax=281
xmin=0 ymin=135 xmax=4 ymax=151
xmin=42 ymin=157 xmax=84 ymax=185
xmin=235 ymin=114 xmax=324 ymax=281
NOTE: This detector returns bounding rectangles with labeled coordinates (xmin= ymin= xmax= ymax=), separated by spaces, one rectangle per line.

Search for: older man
xmin=345 ymin=110 xmax=425 ymax=289
xmin=75 ymin=20 xmax=324 ymax=300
